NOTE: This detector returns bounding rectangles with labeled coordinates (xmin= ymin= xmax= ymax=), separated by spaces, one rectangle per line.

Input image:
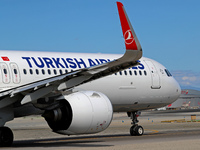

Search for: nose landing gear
xmin=127 ymin=111 xmax=144 ymax=136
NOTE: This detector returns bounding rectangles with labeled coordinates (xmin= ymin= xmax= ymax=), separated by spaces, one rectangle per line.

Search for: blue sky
xmin=0 ymin=0 xmax=200 ymax=89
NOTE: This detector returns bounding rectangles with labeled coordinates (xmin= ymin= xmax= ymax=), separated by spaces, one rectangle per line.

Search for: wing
xmin=0 ymin=2 xmax=142 ymax=107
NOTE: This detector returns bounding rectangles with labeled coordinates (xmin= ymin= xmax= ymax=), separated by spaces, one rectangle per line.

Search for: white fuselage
xmin=0 ymin=51 xmax=180 ymax=113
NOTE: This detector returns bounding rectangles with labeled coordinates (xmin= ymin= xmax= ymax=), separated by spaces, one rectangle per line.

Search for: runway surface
xmin=4 ymin=111 xmax=200 ymax=150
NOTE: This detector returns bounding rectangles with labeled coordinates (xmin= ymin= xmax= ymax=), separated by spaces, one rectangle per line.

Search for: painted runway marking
xmin=145 ymin=129 xmax=159 ymax=134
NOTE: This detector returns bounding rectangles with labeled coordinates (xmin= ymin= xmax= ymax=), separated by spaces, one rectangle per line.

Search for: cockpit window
xmin=165 ymin=69 xmax=172 ymax=77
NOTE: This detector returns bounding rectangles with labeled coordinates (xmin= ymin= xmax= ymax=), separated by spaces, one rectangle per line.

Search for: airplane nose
xmin=172 ymin=77 xmax=181 ymax=101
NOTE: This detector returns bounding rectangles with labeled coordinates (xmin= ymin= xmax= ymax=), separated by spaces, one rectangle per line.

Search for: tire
xmin=130 ymin=125 xmax=136 ymax=136
xmin=0 ymin=127 xmax=14 ymax=147
xmin=135 ymin=125 xmax=144 ymax=136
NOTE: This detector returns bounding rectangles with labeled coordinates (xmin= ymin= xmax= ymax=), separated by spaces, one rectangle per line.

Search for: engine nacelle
xmin=43 ymin=91 xmax=113 ymax=135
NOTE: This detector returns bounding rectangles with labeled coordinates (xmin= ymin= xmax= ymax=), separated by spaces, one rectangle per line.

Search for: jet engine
xmin=43 ymin=91 xmax=113 ymax=135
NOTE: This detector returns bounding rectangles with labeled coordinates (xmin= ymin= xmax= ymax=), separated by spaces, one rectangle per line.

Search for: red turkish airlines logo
xmin=1 ymin=56 xmax=10 ymax=61
xmin=124 ymin=30 xmax=134 ymax=45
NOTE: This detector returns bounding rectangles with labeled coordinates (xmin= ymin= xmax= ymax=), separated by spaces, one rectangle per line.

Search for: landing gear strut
xmin=127 ymin=111 xmax=144 ymax=136
xmin=0 ymin=126 xmax=13 ymax=147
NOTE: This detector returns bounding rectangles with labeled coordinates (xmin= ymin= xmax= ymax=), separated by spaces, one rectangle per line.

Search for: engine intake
xmin=43 ymin=91 xmax=113 ymax=135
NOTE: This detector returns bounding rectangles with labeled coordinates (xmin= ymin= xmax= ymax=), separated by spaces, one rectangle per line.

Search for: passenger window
xmin=139 ymin=71 xmax=142 ymax=76
xmin=23 ymin=69 xmax=27 ymax=75
xmin=30 ymin=69 xmax=33 ymax=74
xmin=134 ymin=71 xmax=137 ymax=76
xmin=48 ymin=69 xmax=51 ymax=75
xmin=42 ymin=69 xmax=45 ymax=75
xmin=65 ymin=70 xmax=68 ymax=73
xmin=54 ymin=69 xmax=57 ymax=75
xmin=129 ymin=70 xmax=132 ymax=76
xmin=119 ymin=71 xmax=122 ymax=75
xmin=144 ymin=71 xmax=147 ymax=76
xmin=59 ymin=69 xmax=63 ymax=75
xmin=124 ymin=70 xmax=127 ymax=75
xmin=35 ymin=69 xmax=39 ymax=75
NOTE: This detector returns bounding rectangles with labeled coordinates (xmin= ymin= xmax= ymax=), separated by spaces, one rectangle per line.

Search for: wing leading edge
xmin=0 ymin=2 xmax=142 ymax=106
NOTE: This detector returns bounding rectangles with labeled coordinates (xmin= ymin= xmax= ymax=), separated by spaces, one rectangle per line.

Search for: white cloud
xmin=171 ymin=70 xmax=200 ymax=89
xmin=182 ymin=76 xmax=197 ymax=81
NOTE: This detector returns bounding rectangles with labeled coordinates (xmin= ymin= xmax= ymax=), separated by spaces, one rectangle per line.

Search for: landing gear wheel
xmin=130 ymin=125 xmax=136 ymax=136
xmin=135 ymin=125 xmax=144 ymax=136
xmin=130 ymin=125 xmax=144 ymax=136
xmin=0 ymin=127 xmax=13 ymax=147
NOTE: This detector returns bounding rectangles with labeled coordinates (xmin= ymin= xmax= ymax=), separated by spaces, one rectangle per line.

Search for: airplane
xmin=0 ymin=2 xmax=181 ymax=146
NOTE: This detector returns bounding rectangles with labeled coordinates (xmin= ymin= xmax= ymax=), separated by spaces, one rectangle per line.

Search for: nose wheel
xmin=130 ymin=125 xmax=144 ymax=136
xmin=128 ymin=111 xmax=144 ymax=136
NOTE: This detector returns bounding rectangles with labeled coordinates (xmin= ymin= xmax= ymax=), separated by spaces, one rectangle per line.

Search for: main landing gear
xmin=127 ymin=111 xmax=144 ymax=136
xmin=0 ymin=126 xmax=13 ymax=147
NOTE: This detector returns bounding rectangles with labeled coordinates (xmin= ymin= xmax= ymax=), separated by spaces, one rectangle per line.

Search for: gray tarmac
xmin=4 ymin=110 xmax=200 ymax=150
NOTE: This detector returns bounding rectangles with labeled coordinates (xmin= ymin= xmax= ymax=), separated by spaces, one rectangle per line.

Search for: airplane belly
xmin=77 ymin=75 xmax=171 ymax=112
